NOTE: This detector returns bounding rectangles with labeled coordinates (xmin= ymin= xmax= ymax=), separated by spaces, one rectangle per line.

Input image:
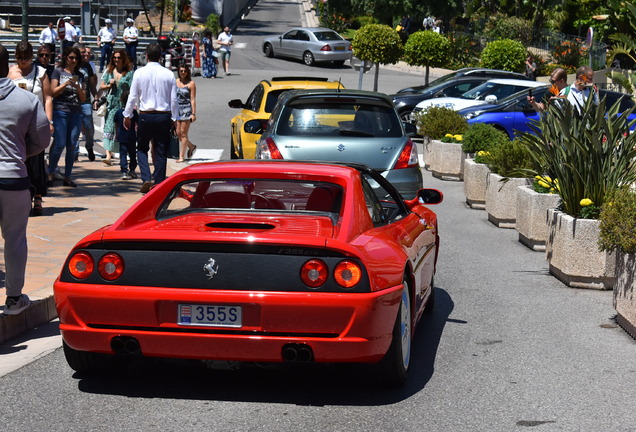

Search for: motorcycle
xmin=157 ymin=33 xmax=185 ymax=70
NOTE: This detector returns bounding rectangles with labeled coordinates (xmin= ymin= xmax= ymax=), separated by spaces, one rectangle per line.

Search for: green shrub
xmin=415 ymin=106 xmax=468 ymax=140
xmin=461 ymin=123 xmax=509 ymax=153
xmin=486 ymin=138 xmax=533 ymax=177
xmin=599 ymin=187 xmax=636 ymax=254
xmin=403 ymin=31 xmax=451 ymax=69
xmin=204 ymin=14 xmax=220 ymax=34
xmin=480 ymin=39 xmax=526 ymax=73
xmin=352 ymin=24 xmax=403 ymax=64
xmin=447 ymin=31 xmax=480 ymax=69
xmin=350 ymin=16 xmax=376 ymax=30
xmin=484 ymin=16 xmax=533 ymax=46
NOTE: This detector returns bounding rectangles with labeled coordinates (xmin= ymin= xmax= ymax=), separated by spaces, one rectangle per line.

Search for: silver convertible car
xmin=254 ymin=89 xmax=423 ymax=199
xmin=262 ymin=27 xmax=352 ymax=66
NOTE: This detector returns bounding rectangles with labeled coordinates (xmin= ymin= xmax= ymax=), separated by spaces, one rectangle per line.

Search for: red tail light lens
xmin=68 ymin=252 xmax=94 ymax=279
xmin=320 ymin=45 xmax=333 ymax=52
xmin=334 ymin=260 xmax=362 ymax=288
xmin=98 ymin=253 xmax=125 ymax=281
xmin=394 ymin=139 xmax=419 ymax=169
xmin=300 ymin=259 xmax=328 ymax=288
xmin=262 ymin=137 xmax=283 ymax=159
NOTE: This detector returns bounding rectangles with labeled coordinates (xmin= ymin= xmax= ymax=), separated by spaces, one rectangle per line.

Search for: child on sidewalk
xmin=113 ymin=90 xmax=138 ymax=180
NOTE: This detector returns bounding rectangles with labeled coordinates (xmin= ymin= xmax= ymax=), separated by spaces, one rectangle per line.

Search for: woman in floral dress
xmin=100 ymin=49 xmax=133 ymax=165
xmin=201 ymin=30 xmax=217 ymax=78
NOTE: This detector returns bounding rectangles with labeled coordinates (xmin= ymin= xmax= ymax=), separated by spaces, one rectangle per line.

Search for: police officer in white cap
xmin=97 ymin=18 xmax=117 ymax=72
xmin=60 ymin=16 xmax=77 ymax=51
xmin=123 ymin=18 xmax=139 ymax=69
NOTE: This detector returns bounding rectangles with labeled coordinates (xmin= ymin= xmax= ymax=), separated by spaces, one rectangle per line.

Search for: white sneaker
xmin=4 ymin=294 xmax=31 ymax=315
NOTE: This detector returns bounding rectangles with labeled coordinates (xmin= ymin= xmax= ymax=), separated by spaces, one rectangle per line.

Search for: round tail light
xmin=68 ymin=252 xmax=94 ymax=279
xmin=334 ymin=260 xmax=362 ymax=288
xmin=300 ymin=259 xmax=328 ymax=288
xmin=98 ymin=253 xmax=125 ymax=281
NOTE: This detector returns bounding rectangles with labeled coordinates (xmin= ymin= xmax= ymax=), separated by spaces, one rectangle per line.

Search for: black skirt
xmin=26 ymin=151 xmax=48 ymax=197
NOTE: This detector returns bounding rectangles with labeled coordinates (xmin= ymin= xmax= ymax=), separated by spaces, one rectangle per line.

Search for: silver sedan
xmin=262 ymin=27 xmax=352 ymax=66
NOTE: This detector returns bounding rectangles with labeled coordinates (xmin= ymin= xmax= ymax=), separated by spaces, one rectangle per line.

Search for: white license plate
xmin=178 ymin=304 xmax=242 ymax=327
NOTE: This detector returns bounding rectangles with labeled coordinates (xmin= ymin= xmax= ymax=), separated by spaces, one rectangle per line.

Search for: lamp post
xmin=21 ymin=0 xmax=28 ymax=40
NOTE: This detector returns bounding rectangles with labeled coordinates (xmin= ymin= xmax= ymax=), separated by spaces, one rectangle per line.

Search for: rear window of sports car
xmin=158 ymin=179 xmax=343 ymax=217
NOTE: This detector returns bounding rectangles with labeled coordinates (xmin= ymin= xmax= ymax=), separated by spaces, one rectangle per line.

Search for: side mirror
xmin=228 ymin=99 xmax=244 ymax=109
xmin=403 ymin=122 xmax=417 ymax=137
xmin=485 ymin=95 xmax=498 ymax=104
xmin=417 ymin=188 xmax=443 ymax=205
xmin=244 ymin=119 xmax=265 ymax=134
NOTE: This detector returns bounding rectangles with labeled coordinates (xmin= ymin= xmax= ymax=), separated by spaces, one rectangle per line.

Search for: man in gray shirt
xmin=0 ymin=44 xmax=51 ymax=314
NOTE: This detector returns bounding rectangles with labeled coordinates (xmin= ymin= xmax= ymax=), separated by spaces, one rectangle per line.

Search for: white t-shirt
xmin=217 ymin=31 xmax=233 ymax=51
xmin=123 ymin=25 xmax=138 ymax=43
xmin=98 ymin=26 xmax=117 ymax=43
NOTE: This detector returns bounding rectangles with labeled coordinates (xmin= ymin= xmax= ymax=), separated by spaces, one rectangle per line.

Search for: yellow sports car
xmin=228 ymin=77 xmax=344 ymax=159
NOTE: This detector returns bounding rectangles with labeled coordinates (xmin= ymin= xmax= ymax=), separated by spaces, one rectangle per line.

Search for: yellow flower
xmin=580 ymin=198 xmax=593 ymax=207
xmin=454 ymin=134 xmax=463 ymax=141
xmin=445 ymin=133 xmax=454 ymax=138
xmin=538 ymin=180 xmax=550 ymax=189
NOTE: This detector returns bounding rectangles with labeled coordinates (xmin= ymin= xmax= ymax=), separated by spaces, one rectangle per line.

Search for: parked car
xmin=460 ymin=87 xmax=636 ymax=139
xmin=411 ymin=78 xmax=546 ymax=116
xmin=254 ymin=89 xmax=423 ymax=199
xmin=392 ymin=70 xmax=529 ymax=122
xmin=394 ymin=67 xmax=530 ymax=95
xmin=262 ymin=27 xmax=352 ymax=66
xmin=54 ymin=160 xmax=443 ymax=385
xmin=228 ymin=77 xmax=344 ymax=159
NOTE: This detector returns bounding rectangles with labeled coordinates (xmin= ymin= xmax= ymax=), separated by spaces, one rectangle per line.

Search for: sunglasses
xmin=38 ymin=53 xmax=51 ymax=58
xmin=16 ymin=57 xmax=32 ymax=61
xmin=113 ymin=56 xmax=122 ymax=60
xmin=67 ymin=56 xmax=78 ymax=60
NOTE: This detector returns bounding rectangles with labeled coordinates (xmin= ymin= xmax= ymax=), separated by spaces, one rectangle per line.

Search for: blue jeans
xmin=100 ymin=42 xmax=113 ymax=71
xmin=50 ymin=110 xmax=82 ymax=179
xmin=137 ymin=112 xmax=172 ymax=184
xmin=76 ymin=103 xmax=94 ymax=157
xmin=119 ymin=140 xmax=138 ymax=173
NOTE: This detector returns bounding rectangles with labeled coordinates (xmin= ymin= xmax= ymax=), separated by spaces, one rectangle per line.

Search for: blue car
xmin=459 ymin=87 xmax=636 ymax=139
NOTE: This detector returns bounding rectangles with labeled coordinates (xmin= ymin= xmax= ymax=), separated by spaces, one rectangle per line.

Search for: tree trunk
xmin=139 ymin=0 xmax=157 ymax=37
xmin=159 ymin=0 xmax=165 ymax=35
xmin=425 ymin=65 xmax=430 ymax=86
xmin=373 ymin=62 xmax=379 ymax=91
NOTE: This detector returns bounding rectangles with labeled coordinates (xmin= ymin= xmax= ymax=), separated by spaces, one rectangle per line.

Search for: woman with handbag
xmin=8 ymin=40 xmax=53 ymax=216
xmin=100 ymin=49 xmax=133 ymax=165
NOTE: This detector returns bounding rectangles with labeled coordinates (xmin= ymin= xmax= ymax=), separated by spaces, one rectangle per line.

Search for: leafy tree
xmin=480 ymin=39 xmax=526 ymax=72
xmin=403 ymin=31 xmax=451 ymax=85
xmin=352 ymin=24 xmax=403 ymax=91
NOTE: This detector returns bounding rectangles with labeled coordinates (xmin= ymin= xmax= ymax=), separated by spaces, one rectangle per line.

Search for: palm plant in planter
xmin=484 ymin=139 xmax=533 ymax=228
xmin=462 ymin=124 xmax=508 ymax=209
xmin=517 ymin=96 xmax=636 ymax=288
xmin=599 ymin=187 xmax=636 ymax=335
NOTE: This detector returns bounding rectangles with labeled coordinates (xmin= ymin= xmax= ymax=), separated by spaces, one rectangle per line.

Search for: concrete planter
xmin=614 ymin=251 xmax=636 ymax=339
xmin=485 ymin=173 xmax=531 ymax=228
xmin=463 ymin=158 xmax=490 ymax=209
xmin=428 ymin=140 xmax=466 ymax=181
xmin=545 ymin=209 xmax=617 ymax=290
xmin=516 ymin=185 xmax=561 ymax=251
xmin=422 ymin=137 xmax=433 ymax=170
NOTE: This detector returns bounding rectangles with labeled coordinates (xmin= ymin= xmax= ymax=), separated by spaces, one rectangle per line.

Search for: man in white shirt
xmin=60 ymin=17 xmax=76 ymax=51
xmin=97 ymin=18 xmax=117 ymax=73
xmin=123 ymin=43 xmax=178 ymax=193
xmin=39 ymin=22 xmax=57 ymax=56
xmin=123 ymin=18 xmax=139 ymax=69
xmin=217 ymin=26 xmax=233 ymax=75
xmin=559 ymin=65 xmax=599 ymax=114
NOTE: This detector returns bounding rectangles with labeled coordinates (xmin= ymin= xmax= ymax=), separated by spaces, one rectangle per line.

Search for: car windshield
xmin=313 ymin=31 xmax=343 ymax=41
xmin=158 ymin=179 xmax=343 ymax=217
xmin=462 ymin=82 xmax=499 ymax=100
xmin=276 ymin=102 xmax=402 ymax=138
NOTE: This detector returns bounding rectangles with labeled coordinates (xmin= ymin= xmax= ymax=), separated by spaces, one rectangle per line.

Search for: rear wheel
xmin=399 ymin=109 xmax=413 ymax=123
xmin=303 ymin=51 xmax=315 ymax=66
xmin=374 ymin=277 xmax=411 ymax=385
xmin=63 ymin=341 xmax=111 ymax=375
xmin=263 ymin=43 xmax=274 ymax=58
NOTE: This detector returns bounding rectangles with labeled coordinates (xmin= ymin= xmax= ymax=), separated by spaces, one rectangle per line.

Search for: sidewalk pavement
xmin=0 ymin=157 xmax=180 ymax=344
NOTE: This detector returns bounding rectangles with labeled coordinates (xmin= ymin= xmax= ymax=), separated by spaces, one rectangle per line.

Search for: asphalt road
xmin=2 ymin=1 xmax=636 ymax=430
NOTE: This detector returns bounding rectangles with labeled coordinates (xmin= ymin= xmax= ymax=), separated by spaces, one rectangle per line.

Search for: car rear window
xmin=276 ymin=103 xmax=402 ymax=138
xmin=159 ymin=179 xmax=343 ymax=217
xmin=313 ymin=31 xmax=343 ymax=41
